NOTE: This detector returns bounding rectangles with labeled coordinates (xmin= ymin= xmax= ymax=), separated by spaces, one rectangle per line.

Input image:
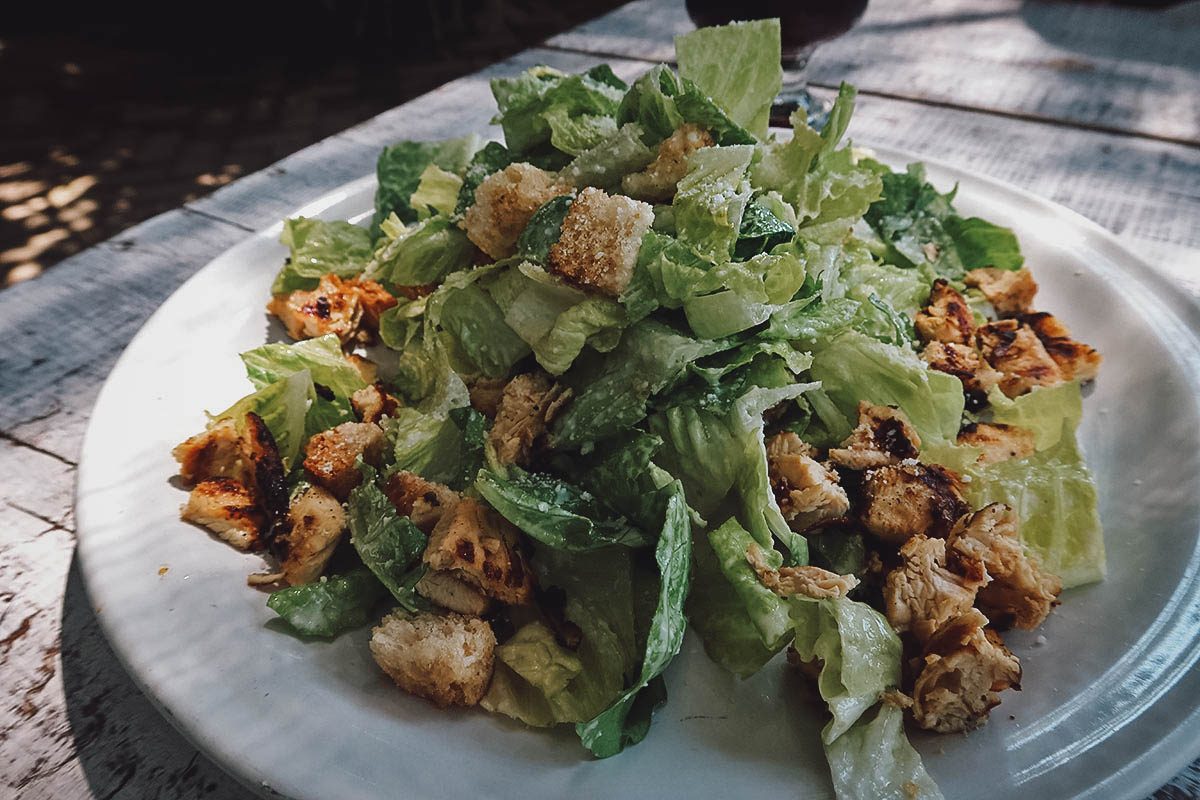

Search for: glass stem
xmin=779 ymin=46 xmax=817 ymax=107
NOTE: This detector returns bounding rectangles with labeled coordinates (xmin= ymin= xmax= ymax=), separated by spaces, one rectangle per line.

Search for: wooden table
xmin=2 ymin=0 xmax=1198 ymax=797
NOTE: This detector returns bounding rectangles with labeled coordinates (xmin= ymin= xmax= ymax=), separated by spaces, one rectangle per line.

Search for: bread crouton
xmin=487 ymin=373 xmax=573 ymax=467
xmin=915 ymin=279 xmax=975 ymax=345
xmin=765 ymin=432 xmax=850 ymax=532
xmin=382 ymin=470 xmax=460 ymax=534
xmin=1019 ymin=311 xmax=1102 ymax=382
xmin=424 ymin=498 xmax=534 ymax=605
xmin=351 ymin=382 xmax=401 ymax=424
xmin=276 ymin=485 xmax=347 ymax=586
xmin=977 ymin=319 xmax=1064 ymax=397
xmin=828 ymin=402 xmax=922 ymax=471
xmin=860 ymin=462 xmax=969 ymax=545
xmin=467 ymin=376 xmax=508 ymax=419
xmin=462 ymin=163 xmax=571 ymax=259
xmin=181 ymin=477 xmax=269 ymax=550
xmin=370 ymin=611 xmax=495 ymax=707
xmin=620 ymin=123 xmax=715 ymax=202
xmin=957 ymin=422 xmax=1036 ymax=465
xmin=266 ymin=273 xmax=366 ymax=344
xmin=302 ymin=421 xmax=385 ymax=501
xmin=964 ymin=267 xmax=1037 ymax=317
xmin=548 ymin=187 xmax=654 ymax=297
xmin=416 ymin=569 xmax=492 ymax=616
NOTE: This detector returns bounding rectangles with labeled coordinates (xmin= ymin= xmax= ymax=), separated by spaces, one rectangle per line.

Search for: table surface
xmin=2 ymin=0 xmax=1198 ymax=797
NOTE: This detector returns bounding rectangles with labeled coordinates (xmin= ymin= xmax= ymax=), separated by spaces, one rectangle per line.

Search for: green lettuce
xmin=240 ymin=334 xmax=367 ymax=397
xmin=734 ymin=200 xmax=794 ymax=260
xmin=373 ymin=134 xmax=480 ymax=233
xmin=455 ymin=141 xmax=513 ymax=214
xmin=560 ymin=123 xmax=656 ymax=191
xmin=347 ymin=463 xmax=431 ymax=612
xmin=381 ymin=405 xmax=484 ymax=491
xmin=437 ymin=282 xmax=531 ymax=378
xmin=674 ymin=19 xmax=782 ymax=140
xmin=212 ymin=369 xmax=316 ymax=469
xmin=266 ymin=569 xmax=386 ymax=638
xmin=825 ymin=705 xmax=944 ymax=799
xmin=515 ymin=195 xmax=573 ymax=264
xmin=490 ymin=65 xmax=626 ymax=156
xmin=682 ymin=248 xmax=808 ymax=338
xmin=673 ymin=144 xmax=754 ymax=264
xmin=985 ymin=381 xmax=1082 ymax=450
xmin=272 ymin=217 xmax=374 ymax=295
xmin=365 ymin=215 xmax=476 ymax=289
xmin=408 ymin=164 xmax=463 ymax=220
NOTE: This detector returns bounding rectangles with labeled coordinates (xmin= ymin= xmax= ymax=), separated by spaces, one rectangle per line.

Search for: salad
xmin=171 ymin=19 xmax=1105 ymax=799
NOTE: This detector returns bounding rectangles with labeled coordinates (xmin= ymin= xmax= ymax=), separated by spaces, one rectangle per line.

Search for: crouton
xmin=920 ymin=341 xmax=1002 ymax=411
xmin=977 ymin=319 xmax=1064 ymax=397
xmin=351 ymin=382 xmax=401 ymax=424
xmin=462 ymin=163 xmax=571 ymax=259
xmin=620 ymin=123 xmax=715 ymax=202
xmin=747 ymin=543 xmax=859 ymax=599
xmin=467 ymin=376 xmax=508 ymax=419
xmin=765 ymin=432 xmax=850 ymax=532
xmin=910 ymin=609 xmax=1021 ymax=733
xmin=957 ymin=422 xmax=1036 ymax=465
xmin=1019 ymin=312 xmax=1102 ymax=382
xmin=947 ymin=504 xmax=1061 ymax=629
xmin=266 ymin=273 xmax=366 ymax=344
xmin=416 ymin=569 xmax=492 ymax=616
xmin=964 ymin=268 xmax=1037 ymax=317
xmin=181 ymin=478 xmax=269 ymax=550
xmin=860 ymin=462 xmax=969 ymax=545
xmin=488 ymin=373 xmax=573 ymax=467
xmin=276 ymin=485 xmax=347 ymax=586
xmin=915 ymin=279 xmax=975 ymax=345
xmin=382 ymin=470 xmax=460 ymax=534
xmin=302 ymin=421 xmax=385 ymax=501
xmin=883 ymin=534 xmax=987 ymax=643
xmin=547 ymin=187 xmax=654 ymax=297
xmin=370 ymin=611 xmax=495 ymax=707
xmin=424 ymin=498 xmax=534 ymax=605
xmin=828 ymin=402 xmax=922 ymax=471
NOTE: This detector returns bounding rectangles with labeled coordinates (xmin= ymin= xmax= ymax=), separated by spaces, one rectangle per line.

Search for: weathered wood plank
xmin=548 ymin=0 xmax=1200 ymax=144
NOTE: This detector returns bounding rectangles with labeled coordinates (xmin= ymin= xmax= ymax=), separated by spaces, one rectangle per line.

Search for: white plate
xmin=76 ymin=147 xmax=1200 ymax=800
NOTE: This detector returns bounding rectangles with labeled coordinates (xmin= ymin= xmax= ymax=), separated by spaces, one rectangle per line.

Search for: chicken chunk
xmin=424 ymin=498 xmax=534 ymax=605
xmin=462 ymin=163 xmax=571 ymax=259
xmin=181 ymin=478 xmax=269 ymax=550
xmin=266 ymin=273 xmax=366 ymax=344
xmin=548 ymin=187 xmax=655 ymax=297
xmin=370 ymin=611 xmax=496 ymax=707
xmin=351 ymin=382 xmax=401 ymax=424
xmin=467 ymin=376 xmax=508 ymax=419
xmin=910 ymin=609 xmax=1022 ymax=733
xmin=416 ymin=569 xmax=492 ymax=616
xmin=344 ymin=353 xmax=378 ymax=385
xmin=1019 ymin=312 xmax=1102 ymax=382
xmin=275 ymin=486 xmax=347 ymax=586
xmin=947 ymin=504 xmax=1062 ymax=629
xmin=883 ymin=534 xmax=987 ymax=643
xmin=765 ymin=432 xmax=850 ymax=531
xmin=302 ymin=421 xmax=385 ymax=501
xmin=860 ymin=462 xmax=969 ymax=545
xmin=976 ymin=319 xmax=1064 ymax=398
xmin=488 ymin=373 xmax=573 ymax=468
xmin=620 ymin=123 xmax=715 ymax=202
xmin=957 ymin=422 xmax=1036 ymax=465
xmin=964 ymin=267 xmax=1038 ymax=317
xmin=351 ymin=277 xmax=398 ymax=330
xmin=920 ymin=341 xmax=1002 ymax=411
xmin=382 ymin=470 xmax=461 ymax=534
xmin=828 ymin=402 xmax=922 ymax=471
xmin=747 ymin=543 xmax=859 ymax=599
xmin=915 ymin=279 xmax=975 ymax=345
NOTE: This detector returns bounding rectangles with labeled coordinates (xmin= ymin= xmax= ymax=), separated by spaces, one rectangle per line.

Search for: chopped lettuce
xmin=272 ymin=217 xmax=374 ymax=294
xmin=825 ymin=705 xmax=944 ymax=799
xmin=381 ymin=405 xmax=484 ymax=491
xmin=455 ymin=141 xmax=514 ymax=215
xmin=364 ymin=215 xmax=476 ymax=289
xmin=266 ymin=569 xmax=386 ymax=638
xmin=516 ymin=195 xmax=573 ymax=264
xmin=559 ymin=123 xmax=656 ymax=191
xmin=734 ymin=200 xmax=795 ymax=260
xmin=373 ymin=134 xmax=481 ymax=233
xmin=674 ymin=19 xmax=782 ymax=140
xmin=347 ymin=462 xmax=431 ymax=612
xmin=408 ymin=164 xmax=463 ymax=220
xmin=211 ymin=369 xmax=315 ymax=470
xmin=673 ymin=144 xmax=754 ymax=264
xmin=240 ymin=334 xmax=366 ymax=397
xmin=490 ymin=65 xmax=626 ymax=156
xmin=437 ymin=282 xmax=531 ymax=378
xmin=985 ymin=381 xmax=1083 ymax=451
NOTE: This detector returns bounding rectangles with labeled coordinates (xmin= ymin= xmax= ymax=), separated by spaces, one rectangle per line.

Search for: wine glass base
xmin=771 ymin=90 xmax=830 ymax=132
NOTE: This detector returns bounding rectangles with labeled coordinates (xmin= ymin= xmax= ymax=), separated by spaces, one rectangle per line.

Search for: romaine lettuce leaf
xmin=673 ymin=144 xmax=754 ymax=264
xmin=365 ymin=215 xmax=476 ymax=289
xmin=240 ymin=334 xmax=367 ymax=397
xmin=455 ymin=141 xmax=514 ymax=215
xmin=515 ymin=195 xmax=573 ymax=264
xmin=707 ymin=517 xmax=794 ymax=650
xmin=381 ymin=405 xmax=484 ymax=491
xmin=674 ymin=19 xmax=782 ymax=140
xmin=373 ymin=134 xmax=480 ymax=233
xmin=490 ymin=65 xmax=625 ymax=156
xmin=211 ymin=369 xmax=314 ymax=470
xmin=985 ymin=381 xmax=1082 ymax=451
xmin=266 ymin=569 xmax=386 ymax=638
xmin=825 ymin=705 xmax=944 ymax=799
xmin=408 ymin=164 xmax=463 ymax=220
xmin=437 ymin=282 xmax=531 ymax=378
xmin=735 ymin=200 xmax=795 ymax=260
xmin=272 ymin=217 xmax=374 ymax=295
xmin=683 ymin=248 xmax=808 ymax=338
xmin=560 ymin=123 xmax=656 ymax=191
xmin=347 ymin=462 xmax=430 ymax=612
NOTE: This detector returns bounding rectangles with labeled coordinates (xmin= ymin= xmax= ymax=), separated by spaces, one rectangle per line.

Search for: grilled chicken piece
xmin=747 ymin=543 xmax=859 ymax=599
xmin=957 ymin=422 xmax=1036 ymax=465
xmin=344 ymin=353 xmax=378 ymax=385
xmin=302 ymin=421 xmax=385 ymax=501
xmin=920 ymin=341 xmax=1002 ymax=411
xmin=275 ymin=485 xmax=347 ymax=586
xmin=910 ymin=608 xmax=1021 ymax=733
xmin=964 ymin=267 xmax=1038 ymax=317
xmin=947 ymin=504 xmax=1062 ymax=629
xmin=423 ymin=498 xmax=534 ymax=605
xmin=267 ymin=273 xmax=365 ymax=344
xmin=620 ymin=123 xmax=715 ymax=202
xmin=765 ymin=432 xmax=850 ymax=531
xmin=884 ymin=534 xmax=987 ymax=643
xmin=1019 ymin=311 xmax=1102 ymax=382
xmin=463 ymin=163 xmax=571 ymax=259
xmin=181 ymin=478 xmax=269 ymax=550
xmin=828 ymin=402 xmax=922 ymax=471
xmin=370 ymin=611 xmax=496 ymax=707
xmin=976 ymin=319 xmax=1064 ymax=398
xmin=488 ymin=373 xmax=573 ymax=468
xmin=548 ymin=187 xmax=655 ymax=297
xmin=351 ymin=382 xmax=401 ymax=424
xmin=416 ymin=570 xmax=492 ymax=616
xmin=915 ymin=279 xmax=975 ymax=345
xmin=860 ymin=462 xmax=969 ymax=545
xmin=382 ymin=470 xmax=461 ymax=534
xmin=467 ymin=376 xmax=508 ymax=419
xmin=352 ymin=277 xmax=398 ymax=330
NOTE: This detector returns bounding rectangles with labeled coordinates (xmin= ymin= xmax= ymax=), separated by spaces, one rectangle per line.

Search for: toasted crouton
xmin=976 ymin=319 xmax=1064 ymax=397
xmin=276 ymin=486 xmax=347 ymax=586
xmin=964 ymin=268 xmax=1037 ymax=317
xmin=467 ymin=376 xmax=508 ymax=419
xmin=860 ymin=462 xmax=969 ymax=545
xmin=424 ymin=498 xmax=534 ymax=605
xmin=920 ymin=341 xmax=1002 ymax=411
xmin=957 ymin=422 xmax=1036 ymax=465
xmin=351 ymin=382 xmax=401 ymax=424
xmin=915 ymin=279 xmax=975 ymax=345
xmin=828 ymin=402 xmax=922 ymax=471
xmin=1019 ymin=312 xmax=1102 ymax=382
xmin=416 ymin=570 xmax=492 ymax=616
xmin=370 ymin=611 xmax=496 ymax=707
xmin=883 ymin=534 xmax=987 ymax=643
xmin=266 ymin=273 xmax=366 ymax=344
xmin=302 ymin=421 xmax=385 ymax=501
xmin=746 ymin=543 xmax=859 ymax=599
xmin=462 ymin=163 xmax=571 ymax=259
xmin=488 ymin=373 xmax=573 ymax=467
xmin=547 ymin=187 xmax=654 ymax=297
xmin=382 ymin=470 xmax=460 ymax=533
xmin=181 ymin=478 xmax=269 ymax=550
xmin=765 ymin=432 xmax=850 ymax=531
xmin=620 ymin=123 xmax=715 ymax=202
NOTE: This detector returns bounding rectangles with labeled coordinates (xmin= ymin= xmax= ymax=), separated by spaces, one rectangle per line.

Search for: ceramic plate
xmin=75 ymin=147 xmax=1200 ymax=800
